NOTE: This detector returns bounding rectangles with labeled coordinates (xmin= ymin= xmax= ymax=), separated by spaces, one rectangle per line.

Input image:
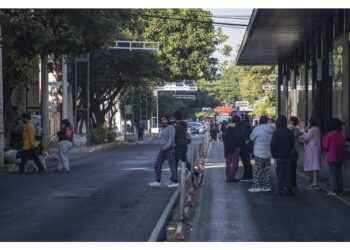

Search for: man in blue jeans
xmin=174 ymin=111 xmax=203 ymax=184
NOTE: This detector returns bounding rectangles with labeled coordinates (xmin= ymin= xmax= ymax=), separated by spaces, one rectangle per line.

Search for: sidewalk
xmin=45 ymin=132 xmax=158 ymax=166
xmin=188 ymin=140 xmax=350 ymax=241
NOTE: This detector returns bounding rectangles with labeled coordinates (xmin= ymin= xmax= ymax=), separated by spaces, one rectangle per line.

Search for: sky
xmin=206 ymin=8 xmax=253 ymax=64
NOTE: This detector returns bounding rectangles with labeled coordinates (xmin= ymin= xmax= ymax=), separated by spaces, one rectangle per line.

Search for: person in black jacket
xmin=224 ymin=116 xmax=244 ymax=182
xmin=174 ymin=111 xmax=202 ymax=183
xmin=270 ymin=115 xmax=295 ymax=196
xmin=239 ymin=115 xmax=253 ymax=181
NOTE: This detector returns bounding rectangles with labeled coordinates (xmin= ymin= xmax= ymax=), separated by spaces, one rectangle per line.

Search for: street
xmin=188 ymin=140 xmax=350 ymax=242
xmin=0 ymin=134 xmax=204 ymax=242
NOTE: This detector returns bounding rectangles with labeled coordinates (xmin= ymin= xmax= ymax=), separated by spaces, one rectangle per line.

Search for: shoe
xmin=56 ymin=169 xmax=63 ymax=172
xmin=248 ymin=188 xmax=261 ymax=192
xmin=307 ymin=184 xmax=319 ymax=189
xmin=240 ymin=178 xmax=253 ymax=182
xmin=261 ymin=188 xmax=271 ymax=192
xmin=196 ymin=172 xmax=204 ymax=185
xmin=327 ymin=191 xmax=337 ymax=196
xmin=166 ymin=182 xmax=179 ymax=188
xmin=38 ymin=169 xmax=47 ymax=173
xmin=149 ymin=181 xmax=161 ymax=187
xmin=233 ymin=178 xmax=240 ymax=182
xmin=62 ymin=169 xmax=70 ymax=173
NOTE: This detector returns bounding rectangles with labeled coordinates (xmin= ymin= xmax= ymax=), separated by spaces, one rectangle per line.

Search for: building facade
xmin=237 ymin=9 xmax=350 ymax=187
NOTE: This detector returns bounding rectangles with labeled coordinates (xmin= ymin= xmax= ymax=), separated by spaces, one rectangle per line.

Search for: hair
xmin=233 ymin=115 xmax=241 ymax=123
xmin=160 ymin=115 xmax=169 ymax=124
xmin=276 ymin=115 xmax=287 ymax=128
xmin=327 ymin=118 xmax=342 ymax=132
xmin=62 ymin=119 xmax=72 ymax=129
xmin=309 ymin=116 xmax=318 ymax=127
xmin=22 ymin=113 xmax=31 ymax=120
xmin=174 ymin=111 xmax=182 ymax=120
xmin=259 ymin=116 xmax=268 ymax=124
xmin=290 ymin=116 xmax=299 ymax=126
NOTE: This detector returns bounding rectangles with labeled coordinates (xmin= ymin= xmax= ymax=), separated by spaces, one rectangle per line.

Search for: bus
xmin=215 ymin=106 xmax=233 ymax=123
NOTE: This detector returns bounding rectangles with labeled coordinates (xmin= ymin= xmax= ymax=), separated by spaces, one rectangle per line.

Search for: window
xmin=332 ymin=45 xmax=343 ymax=121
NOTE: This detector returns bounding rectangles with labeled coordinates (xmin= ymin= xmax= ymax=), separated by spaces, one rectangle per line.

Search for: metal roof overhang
xmin=236 ymin=9 xmax=333 ymax=66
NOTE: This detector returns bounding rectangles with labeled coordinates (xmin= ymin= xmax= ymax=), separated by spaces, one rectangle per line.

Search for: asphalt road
xmin=189 ymin=140 xmax=350 ymax=242
xmin=0 ymin=140 xmax=178 ymax=242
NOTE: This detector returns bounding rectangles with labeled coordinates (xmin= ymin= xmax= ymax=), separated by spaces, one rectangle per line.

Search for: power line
xmin=139 ymin=14 xmax=248 ymax=27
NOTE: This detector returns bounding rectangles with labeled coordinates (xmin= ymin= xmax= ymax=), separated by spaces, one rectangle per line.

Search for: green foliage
xmin=106 ymin=131 xmax=117 ymax=142
xmin=194 ymin=108 xmax=215 ymax=119
xmin=136 ymin=9 xmax=226 ymax=81
xmin=197 ymin=61 xmax=277 ymax=116
xmin=90 ymin=128 xmax=117 ymax=144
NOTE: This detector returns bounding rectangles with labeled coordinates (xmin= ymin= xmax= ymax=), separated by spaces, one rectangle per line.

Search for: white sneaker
xmin=166 ymin=182 xmax=179 ymax=188
xmin=149 ymin=181 xmax=161 ymax=187
xmin=261 ymin=188 xmax=271 ymax=192
xmin=248 ymin=188 xmax=261 ymax=192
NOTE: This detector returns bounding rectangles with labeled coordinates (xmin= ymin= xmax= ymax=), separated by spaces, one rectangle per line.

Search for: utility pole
xmin=0 ymin=25 xmax=4 ymax=167
xmin=40 ymin=54 xmax=49 ymax=147
xmin=62 ymin=55 xmax=68 ymax=119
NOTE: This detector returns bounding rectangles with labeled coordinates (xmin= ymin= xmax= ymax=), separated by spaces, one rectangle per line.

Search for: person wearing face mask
xmin=19 ymin=113 xmax=46 ymax=173
xmin=149 ymin=115 xmax=178 ymax=188
xmin=56 ymin=119 xmax=74 ymax=172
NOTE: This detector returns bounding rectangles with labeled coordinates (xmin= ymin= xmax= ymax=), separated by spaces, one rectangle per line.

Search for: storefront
xmin=237 ymin=9 xmax=350 ymax=186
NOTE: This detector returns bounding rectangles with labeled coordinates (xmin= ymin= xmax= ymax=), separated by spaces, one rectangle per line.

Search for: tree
xmin=135 ymin=9 xmax=227 ymax=81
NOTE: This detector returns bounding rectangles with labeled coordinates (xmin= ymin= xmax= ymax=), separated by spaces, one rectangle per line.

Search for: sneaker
xmin=56 ymin=169 xmax=63 ymax=172
xmin=232 ymin=178 xmax=240 ymax=182
xmin=149 ymin=181 xmax=161 ymax=187
xmin=261 ymin=188 xmax=271 ymax=192
xmin=307 ymin=184 xmax=319 ymax=189
xmin=166 ymin=182 xmax=179 ymax=188
xmin=327 ymin=191 xmax=337 ymax=196
xmin=248 ymin=188 xmax=261 ymax=192
xmin=62 ymin=169 xmax=70 ymax=173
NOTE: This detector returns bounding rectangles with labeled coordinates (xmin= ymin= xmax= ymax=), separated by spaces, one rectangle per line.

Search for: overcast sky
xmin=206 ymin=8 xmax=253 ymax=63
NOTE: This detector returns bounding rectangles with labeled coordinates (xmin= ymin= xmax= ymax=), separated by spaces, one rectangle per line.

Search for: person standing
xmin=173 ymin=112 xmax=203 ymax=184
xmin=149 ymin=115 xmax=178 ymax=188
xmin=239 ymin=115 xmax=253 ymax=181
xmin=270 ymin=115 xmax=295 ymax=196
xmin=248 ymin=116 xmax=275 ymax=192
xmin=19 ymin=113 xmax=46 ymax=173
xmin=209 ymin=120 xmax=217 ymax=141
xmin=322 ymin=118 xmax=346 ymax=195
xmin=56 ymin=119 xmax=74 ymax=172
xmin=136 ymin=120 xmax=145 ymax=143
xmin=288 ymin=116 xmax=300 ymax=188
xmin=301 ymin=116 xmax=321 ymax=189
xmin=224 ymin=116 xmax=243 ymax=182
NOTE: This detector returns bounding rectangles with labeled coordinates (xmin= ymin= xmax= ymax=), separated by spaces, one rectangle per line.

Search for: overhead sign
xmin=235 ymin=101 xmax=249 ymax=111
xmin=173 ymin=95 xmax=196 ymax=100
xmin=157 ymin=86 xmax=198 ymax=92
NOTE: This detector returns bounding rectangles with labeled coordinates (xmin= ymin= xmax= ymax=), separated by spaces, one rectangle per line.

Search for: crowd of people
xmin=220 ymin=114 xmax=346 ymax=196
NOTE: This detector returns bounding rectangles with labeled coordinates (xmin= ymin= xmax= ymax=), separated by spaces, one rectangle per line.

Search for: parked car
xmin=188 ymin=122 xmax=199 ymax=134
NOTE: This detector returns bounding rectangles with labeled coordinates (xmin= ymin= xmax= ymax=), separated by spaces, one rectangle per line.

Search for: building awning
xmin=236 ymin=9 xmax=333 ymax=66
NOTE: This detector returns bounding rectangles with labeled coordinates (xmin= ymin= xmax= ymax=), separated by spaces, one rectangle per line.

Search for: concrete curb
xmin=147 ymin=172 xmax=192 ymax=242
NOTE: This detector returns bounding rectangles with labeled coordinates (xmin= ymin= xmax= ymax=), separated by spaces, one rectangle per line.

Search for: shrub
xmin=106 ymin=131 xmax=117 ymax=142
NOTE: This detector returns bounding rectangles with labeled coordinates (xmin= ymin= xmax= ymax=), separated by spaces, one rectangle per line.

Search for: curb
xmin=147 ymin=171 xmax=192 ymax=242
